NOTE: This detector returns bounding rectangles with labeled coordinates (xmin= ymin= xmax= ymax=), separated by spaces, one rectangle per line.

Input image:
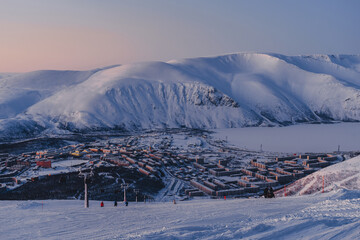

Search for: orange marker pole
xmin=322 ymin=176 xmax=324 ymax=193
xmin=284 ymin=185 xmax=287 ymax=197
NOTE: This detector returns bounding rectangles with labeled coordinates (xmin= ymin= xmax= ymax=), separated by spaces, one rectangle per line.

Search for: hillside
xmin=1 ymin=53 xmax=360 ymax=139
xmin=276 ymin=155 xmax=360 ymax=197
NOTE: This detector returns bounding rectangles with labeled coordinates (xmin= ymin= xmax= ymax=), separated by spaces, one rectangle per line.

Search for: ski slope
xmin=0 ymin=190 xmax=359 ymax=239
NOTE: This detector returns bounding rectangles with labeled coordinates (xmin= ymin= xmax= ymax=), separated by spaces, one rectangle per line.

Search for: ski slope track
xmin=1 ymin=53 xmax=360 ymax=139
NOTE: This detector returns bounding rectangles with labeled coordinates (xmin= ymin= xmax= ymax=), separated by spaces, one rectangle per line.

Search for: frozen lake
xmin=214 ymin=123 xmax=360 ymax=153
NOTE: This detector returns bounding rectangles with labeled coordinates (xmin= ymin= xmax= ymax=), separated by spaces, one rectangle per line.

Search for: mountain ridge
xmin=1 ymin=53 xmax=360 ymax=139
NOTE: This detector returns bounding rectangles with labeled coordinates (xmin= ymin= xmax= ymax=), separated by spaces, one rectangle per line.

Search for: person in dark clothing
xmin=263 ymin=187 xmax=269 ymax=198
xmin=268 ymin=187 xmax=275 ymax=198
xmin=125 ymin=201 xmax=128 ymax=206
xmin=114 ymin=201 xmax=117 ymax=207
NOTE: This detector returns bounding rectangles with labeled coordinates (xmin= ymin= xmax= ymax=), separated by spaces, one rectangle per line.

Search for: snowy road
xmin=1 ymin=190 xmax=359 ymax=240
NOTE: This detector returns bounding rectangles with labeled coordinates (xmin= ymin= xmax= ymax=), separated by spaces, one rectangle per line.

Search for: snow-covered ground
xmin=1 ymin=156 xmax=359 ymax=239
xmin=276 ymin=155 xmax=360 ymax=197
xmin=51 ymin=159 xmax=88 ymax=168
xmin=0 ymin=190 xmax=359 ymax=239
xmin=214 ymin=123 xmax=360 ymax=153
xmin=20 ymin=159 xmax=89 ymax=180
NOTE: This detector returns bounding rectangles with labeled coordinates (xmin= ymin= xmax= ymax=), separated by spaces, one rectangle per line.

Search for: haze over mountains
xmin=1 ymin=53 xmax=360 ymax=139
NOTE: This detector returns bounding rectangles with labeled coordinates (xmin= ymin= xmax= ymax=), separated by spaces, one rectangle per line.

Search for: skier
xmin=268 ymin=187 xmax=275 ymax=198
xmin=125 ymin=201 xmax=128 ymax=207
xmin=114 ymin=200 xmax=117 ymax=207
xmin=263 ymin=186 xmax=269 ymax=198
xmin=100 ymin=201 xmax=104 ymax=207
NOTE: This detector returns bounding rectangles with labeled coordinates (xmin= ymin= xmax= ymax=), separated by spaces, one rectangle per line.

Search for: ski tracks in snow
xmin=0 ymin=191 xmax=360 ymax=240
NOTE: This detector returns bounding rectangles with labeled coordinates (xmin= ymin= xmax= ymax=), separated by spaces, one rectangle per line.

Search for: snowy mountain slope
xmin=269 ymin=54 xmax=360 ymax=88
xmin=1 ymin=190 xmax=359 ymax=240
xmin=25 ymin=62 xmax=258 ymax=131
xmin=1 ymin=53 xmax=360 ymax=138
xmin=0 ymin=73 xmax=18 ymax=80
xmin=276 ymin=155 xmax=360 ymax=197
xmin=169 ymin=53 xmax=360 ymax=123
xmin=0 ymin=70 xmax=101 ymax=119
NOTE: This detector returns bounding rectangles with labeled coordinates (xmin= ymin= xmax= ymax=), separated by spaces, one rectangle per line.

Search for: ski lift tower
xmin=84 ymin=175 xmax=90 ymax=208
xmin=79 ymin=168 xmax=94 ymax=208
xmin=121 ymin=183 xmax=129 ymax=204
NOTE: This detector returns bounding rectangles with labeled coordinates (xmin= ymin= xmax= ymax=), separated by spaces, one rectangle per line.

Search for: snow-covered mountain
xmin=1 ymin=53 xmax=360 ymax=139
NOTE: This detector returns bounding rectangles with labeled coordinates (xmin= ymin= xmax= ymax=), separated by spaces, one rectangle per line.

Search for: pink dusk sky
xmin=1 ymin=0 xmax=360 ymax=72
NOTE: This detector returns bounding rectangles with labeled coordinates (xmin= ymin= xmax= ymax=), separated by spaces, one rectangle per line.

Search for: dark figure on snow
xmin=268 ymin=187 xmax=275 ymax=198
xmin=125 ymin=201 xmax=128 ymax=206
xmin=264 ymin=187 xmax=269 ymax=198
xmin=114 ymin=201 xmax=117 ymax=207
xmin=100 ymin=201 xmax=104 ymax=207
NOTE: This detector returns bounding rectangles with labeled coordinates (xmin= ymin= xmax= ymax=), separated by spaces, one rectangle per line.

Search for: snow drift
xmin=1 ymin=53 xmax=360 ymax=138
